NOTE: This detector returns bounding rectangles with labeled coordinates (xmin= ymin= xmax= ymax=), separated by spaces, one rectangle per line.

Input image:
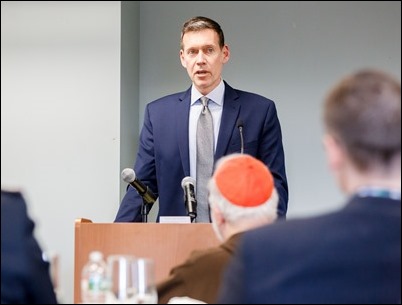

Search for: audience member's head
xmin=323 ymin=69 xmax=401 ymax=194
xmin=208 ymin=153 xmax=278 ymax=241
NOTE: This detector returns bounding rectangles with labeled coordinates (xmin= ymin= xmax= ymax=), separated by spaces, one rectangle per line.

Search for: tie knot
xmin=200 ymin=96 xmax=210 ymax=114
xmin=200 ymin=96 xmax=209 ymax=107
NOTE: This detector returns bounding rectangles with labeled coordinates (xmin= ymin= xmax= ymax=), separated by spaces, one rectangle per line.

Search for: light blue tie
xmin=196 ymin=96 xmax=214 ymax=222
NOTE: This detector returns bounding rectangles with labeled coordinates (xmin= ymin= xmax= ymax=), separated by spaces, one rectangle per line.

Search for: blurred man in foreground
xmin=218 ymin=69 xmax=401 ymax=304
xmin=1 ymin=190 xmax=58 ymax=304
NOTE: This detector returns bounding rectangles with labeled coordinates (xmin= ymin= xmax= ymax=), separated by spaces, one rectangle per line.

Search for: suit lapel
xmin=215 ymin=83 xmax=240 ymax=161
xmin=177 ymin=89 xmax=191 ymax=176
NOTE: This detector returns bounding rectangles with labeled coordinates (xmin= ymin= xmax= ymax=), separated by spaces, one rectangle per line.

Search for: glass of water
xmin=133 ymin=258 xmax=158 ymax=304
xmin=106 ymin=255 xmax=137 ymax=304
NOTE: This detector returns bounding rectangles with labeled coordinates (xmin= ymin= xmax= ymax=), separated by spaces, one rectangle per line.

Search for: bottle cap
xmin=89 ymin=251 xmax=103 ymax=262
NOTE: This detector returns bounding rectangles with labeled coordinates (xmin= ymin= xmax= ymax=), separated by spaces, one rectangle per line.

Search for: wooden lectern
xmin=74 ymin=218 xmax=220 ymax=303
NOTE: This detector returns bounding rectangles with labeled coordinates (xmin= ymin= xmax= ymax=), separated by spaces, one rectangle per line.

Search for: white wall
xmin=1 ymin=1 xmax=121 ymax=303
xmin=120 ymin=1 xmax=140 ymax=200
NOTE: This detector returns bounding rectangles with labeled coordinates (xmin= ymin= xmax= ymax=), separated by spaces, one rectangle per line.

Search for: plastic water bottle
xmin=81 ymin=251 xmax=108 ymax=303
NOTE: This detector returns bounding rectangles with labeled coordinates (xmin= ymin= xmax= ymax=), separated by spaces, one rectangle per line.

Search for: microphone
xmin=121 ymin=168 xmax=157 ymax=205
xmin=181 ymin=176 xmax=197 ymax=221
xmin=237 ymin=119 xmax=244 ymax=154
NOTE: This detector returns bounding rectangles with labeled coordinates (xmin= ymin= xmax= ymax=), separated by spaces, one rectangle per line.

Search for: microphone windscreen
xmin=121 ymin=168 xmax=136 ymax=183
xmin=181 ymin=176 xmax=196 ymax=189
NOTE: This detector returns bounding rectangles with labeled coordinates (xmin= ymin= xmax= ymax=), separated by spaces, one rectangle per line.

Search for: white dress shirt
xmin=189 ymin=80 xmax=225 ymax=181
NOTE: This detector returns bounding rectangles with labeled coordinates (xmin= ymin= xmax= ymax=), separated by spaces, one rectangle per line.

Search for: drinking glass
xmin=133 ymin=258 xmax=158 ymax=304
xmin=106 ymin=255 xmax=137 ymax=304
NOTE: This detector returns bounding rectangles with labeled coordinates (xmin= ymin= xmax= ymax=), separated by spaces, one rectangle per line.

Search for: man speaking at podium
xmin=114 ymin=16 xmax=288 ymax=223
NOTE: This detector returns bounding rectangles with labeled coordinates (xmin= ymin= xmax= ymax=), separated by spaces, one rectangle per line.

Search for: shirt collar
xmin=191 ymin=79 xmax=225 ymax=106
xmin=356 ymin=186 xmax=401 ymax=200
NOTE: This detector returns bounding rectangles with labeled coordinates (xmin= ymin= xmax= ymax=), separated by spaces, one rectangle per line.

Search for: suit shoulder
xmin=1 ymin=189 xmax=23 ymax=197
xmin=180 ymin=246 xmax=228 ymax=268
xmin=1 ymin=190 xmax=26 ymax=208
xmin=1 ymin=190 xmax=30 ymax=230
xmin=147 ymin=91 xmax=187 ymax=107
xmin=224 ymin=81 xmax=273 ymax=102
xmin=239 ymin=90 xmax=275 ymax=103
xmin=244 ymin=211 xmax=349 ymax=247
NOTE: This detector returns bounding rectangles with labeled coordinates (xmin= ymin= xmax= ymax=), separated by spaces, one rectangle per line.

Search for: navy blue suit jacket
xmin=1 ymin=190 xmax=58 ymax=304
xmin=218 ymin=196 xmax=401 ymax=304
xmin=115 ymin=81 xmax=288 ymax=222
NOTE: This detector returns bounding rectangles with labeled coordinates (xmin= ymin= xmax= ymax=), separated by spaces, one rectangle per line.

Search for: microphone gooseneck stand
xmin=140 ymin=187 xmax=154 ymax=223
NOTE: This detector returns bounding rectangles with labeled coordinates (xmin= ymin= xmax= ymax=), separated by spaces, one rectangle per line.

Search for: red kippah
xmin=215 ymin=155 xmax=274 ymax=207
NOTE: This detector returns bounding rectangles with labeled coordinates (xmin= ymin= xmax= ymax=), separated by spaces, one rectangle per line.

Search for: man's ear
xmin=222 ymin=45 xmax=230 ymax=64
xmin=179 ymin=50 xmax=186 ymax=68
xmin=323 ymin=133 xmax=344 ymax=172
xmin=211 ymin=206 xmax=224 ymax=226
